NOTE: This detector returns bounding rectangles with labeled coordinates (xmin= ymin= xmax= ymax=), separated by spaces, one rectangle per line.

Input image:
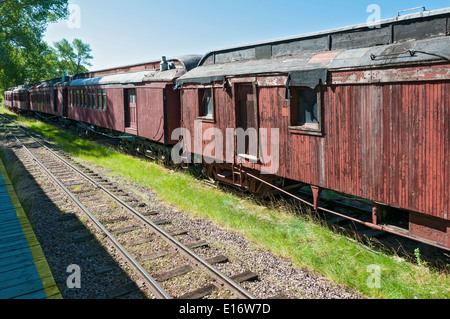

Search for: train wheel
xmin=120 ymin=140 xmax=135 ymax=154
xmin=157 ymin=150 xmax=169 ymax=164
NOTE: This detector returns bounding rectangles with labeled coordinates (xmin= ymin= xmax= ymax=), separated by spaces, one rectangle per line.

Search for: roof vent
xmin=160 ymin=56 xmax=168 ymax=71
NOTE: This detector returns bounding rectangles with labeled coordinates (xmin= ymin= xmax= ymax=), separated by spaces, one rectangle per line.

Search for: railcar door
xmin=235 ymin=83 xmax=259 ymax=161
xmin=53 ymin=90 xmax=58 ymax=112
xmin=125 ymin=88 xmax=137 ymax=130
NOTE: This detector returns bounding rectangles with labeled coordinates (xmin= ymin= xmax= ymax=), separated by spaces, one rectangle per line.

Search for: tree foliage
xmin=53 ymin=38 xmax=93 ymax=76
xmin=0 ymin=0 xmax=69 ymax=92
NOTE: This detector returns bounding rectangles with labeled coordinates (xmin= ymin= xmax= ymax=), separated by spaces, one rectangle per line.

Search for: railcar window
xmin=90 ymin=89 xmax=94 ymax=108
xmin=98 ymin=90 xmax=102 ymax=109
xmin=289 ymin=87 xmax=322 ymax=135
xmin=198 ymin=88 xmax=213 ymax=119
xmin=90 ymin=90 xmax=95 ymax=108
xmin=93 ymin=90 xmax=97 ymax=109
xmin=102 ymin=90 xmax=107 ymax=110
xmin=129 ymin=89 xmax=136 ymax=104
xmin=82 ymin=89 xmax=86 ymax=107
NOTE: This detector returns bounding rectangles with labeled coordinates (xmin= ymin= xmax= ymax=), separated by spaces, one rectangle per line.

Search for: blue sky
xmin=43 ymin=0 xmax=450 ymax=71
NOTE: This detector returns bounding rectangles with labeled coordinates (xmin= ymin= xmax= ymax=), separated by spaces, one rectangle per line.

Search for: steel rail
xmin=0 ymin=119 xmax=172 ymax=299
xmin=1 ymin=116 xmax=255 ymax=299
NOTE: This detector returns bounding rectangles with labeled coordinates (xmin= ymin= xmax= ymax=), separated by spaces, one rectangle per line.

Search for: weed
xmin=414 ymin=248 xmax=428 ymax=268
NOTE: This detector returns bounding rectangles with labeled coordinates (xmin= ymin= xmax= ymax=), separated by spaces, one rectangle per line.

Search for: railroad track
xmin=0 ymin=115 xmax=258 ymax=299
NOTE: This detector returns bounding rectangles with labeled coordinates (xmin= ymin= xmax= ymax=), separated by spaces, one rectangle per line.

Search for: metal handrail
xmin=398 ymin=6 xmax=426 ymax=16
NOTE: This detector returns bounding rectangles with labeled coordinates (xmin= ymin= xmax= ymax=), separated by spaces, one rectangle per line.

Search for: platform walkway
xmin=0 ymin=159 xmax=61 ymax=299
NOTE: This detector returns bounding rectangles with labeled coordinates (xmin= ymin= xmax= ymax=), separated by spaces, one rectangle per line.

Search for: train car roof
xmin=13 ymin=85 xmax=33 ymax=92
xmin=70 ymin=55 xmax=203 ymax=87
xmin=178 ymin=7 xmax=450 ymax=85
xmin=74 ymin=55 xmax=202 ymax=79
xmin=30 ymin=77 xmax=70 ymax=89
xmin=70 ymin=70 xmax=152 ymax=86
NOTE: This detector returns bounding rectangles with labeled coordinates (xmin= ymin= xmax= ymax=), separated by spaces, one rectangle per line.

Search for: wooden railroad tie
xmin=138 ymin=240 xmax=208 ymax=261
xmin=178 ymin=270 xmax=258 ymax=299
xmin=153 ymin=255 xmax=229 ymax=282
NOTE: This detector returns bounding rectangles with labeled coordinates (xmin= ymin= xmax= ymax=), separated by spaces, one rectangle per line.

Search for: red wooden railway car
xmin=11 ymin=86 xmax=31 ymax=111
xmin=3 ymin=89 xmax=14 ymax=109
xmin=177 ymin=9 xmax=450 ymax=250
xmin=67 ymin=55 xmax=201 ymax=159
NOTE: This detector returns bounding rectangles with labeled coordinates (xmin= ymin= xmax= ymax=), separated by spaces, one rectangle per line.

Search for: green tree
xmin=0 ymin=0 xmax=68 ymax=92
xmin=53 ymin=38 xmax=93 ymax=76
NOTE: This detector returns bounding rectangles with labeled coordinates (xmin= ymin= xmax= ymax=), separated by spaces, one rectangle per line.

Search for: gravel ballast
xmin=86 ymin=161 xmax=364 ymax=300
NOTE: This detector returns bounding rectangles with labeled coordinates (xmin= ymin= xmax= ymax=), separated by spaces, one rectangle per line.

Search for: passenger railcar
xmin=12 ymin=86 xmax=30 ymax=111
xmin=29 ymin=78 xmax=69 ymax=117
xmin=177 ymin=9 xmax=450 ymax=250
xmin=67 ymin=55 xmax=201 ymax=159
xmin=3 ymin=89 xmax=14 ymax=109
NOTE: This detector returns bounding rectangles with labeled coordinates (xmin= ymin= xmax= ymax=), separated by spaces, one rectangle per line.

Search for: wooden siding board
xmin=372 ymin=85 xmax=381 ymax=202
xmin=419 ymin=84 xmax=426 ymax=214
xmin=342 ymin=86 xmax=348 ymax=194
xmin=432 ymin=84 xmax=438 ymax=217
xmin=347 ymin=85 xmax=353 ymax=194
xmin=335 ymin=87 xmax=342 ymax=192
xmin=445 ymin=83 xmax=449 ymax=219
xmin=368 ymin=85 xmax=375 ymax=200
xmin=429 ymin=83 xmax=435 ymax=215
xmin=408 ymin=84 xmax=417 ymax=212
xmin=430 ymin=83 xmax=436 ymax=215
xmin=328 ymin=87 xmax=335 ymax=191
xmin=428 ymin=83 xmax=435 ymax=215
xmin=349 ymin=86 xmax=356 ymax=195
xmin=355 ymin=86 xmax=362 ymax=197
xmin=393 ymin=84 xmax=401 ymax=208
xmin=399 ymin=84 xmax=408 ymax=209
xmin=360 ymin=86 xmax=368 ymax=198
xmin=439 ymin=83 xmax=446 ymax=218
xmin=424 ymin=83 xmax=430 ymax=215
xmin=439 ymin=83 xmax=444 ymax=218
xmin=331 ymin=87 xmax=337 ymax=191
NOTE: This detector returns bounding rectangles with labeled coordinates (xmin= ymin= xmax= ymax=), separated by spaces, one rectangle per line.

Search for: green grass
xmin=1 ymin=106 xmax=449 ymax=299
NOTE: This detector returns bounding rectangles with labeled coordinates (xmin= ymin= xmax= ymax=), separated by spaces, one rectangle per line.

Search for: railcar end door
xmin=53 ymin=90 xmax=58 ymax=112
xmin=235 ymin=83 xmax=259 ymax=162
